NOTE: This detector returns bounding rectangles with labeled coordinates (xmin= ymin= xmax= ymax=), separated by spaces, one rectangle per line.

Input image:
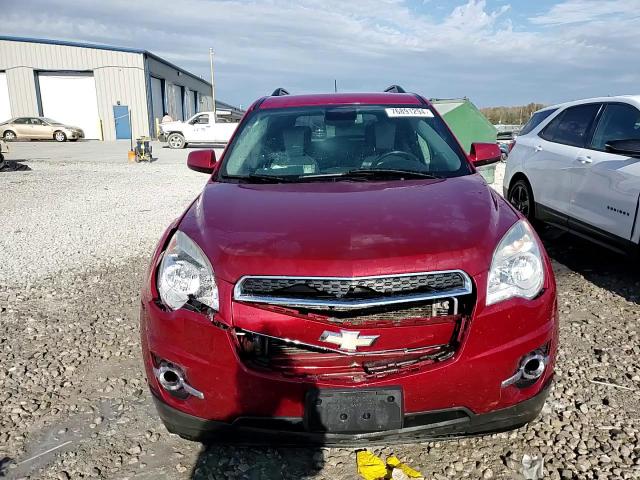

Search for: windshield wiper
xmin=222 ymin=169 xmax=440 ymax=184
xmin=222 ymin=173 xmax=300 ymax=184
xmin=301 ymin=169 xmax=441 ymax=181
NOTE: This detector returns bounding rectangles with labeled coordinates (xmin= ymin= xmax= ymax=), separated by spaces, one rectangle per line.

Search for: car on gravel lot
xmin=140 ymin=87 xmax=558 ymax=445
xmin=0 ymin=117 xmax=84 ymax=142
xmin=159 ymin=111 xmax=238 ymax=149
xmin=504 ymin=96 xmax=640 ymax=255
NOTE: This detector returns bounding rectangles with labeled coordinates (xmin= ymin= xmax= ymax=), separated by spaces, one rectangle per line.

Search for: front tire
xmin=3 ymin=130 xmax=16 ymax=141
xmin=508 ymin=178 xmax=535 ymax=221
xmin=167 ymin=133 xmax=186 ymax=149
xmin=54 ymin=131 xmax=67 ymax=142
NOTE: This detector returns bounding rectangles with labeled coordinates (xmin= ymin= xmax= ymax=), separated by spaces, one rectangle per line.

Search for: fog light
xmin=153 ymin=360 xmax=204 ymax=399
xmin=501 ymin=350 xmax=547 ymax=388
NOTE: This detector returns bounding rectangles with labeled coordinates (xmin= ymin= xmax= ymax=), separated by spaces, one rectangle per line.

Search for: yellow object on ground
xmin=386 ymin=456 xmax=424 ymax=478
xmin=356 ymin=451 xmax=424 ymax=480
xmin=357 ymin=451 xmax=388 ymax=480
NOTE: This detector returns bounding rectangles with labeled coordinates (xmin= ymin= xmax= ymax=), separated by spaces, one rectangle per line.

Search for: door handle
xmin=577 ymin=155 xmax=592 ymax=164
xmin=534 ymin=145 xmax=543 ymax=152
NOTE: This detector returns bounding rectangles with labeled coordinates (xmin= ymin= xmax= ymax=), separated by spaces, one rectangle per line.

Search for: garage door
xmin=38 ymin=73 xmax=100 ymax=139
xmin=185 ymin=89 xmax=195 ymax=119
xmin=0 ymin=72 xmax=11 ymax=123
xmin=150 ymin=77 xmax=164 ymax=135
xmin=169 ymin=85 xmax=184 ymax=120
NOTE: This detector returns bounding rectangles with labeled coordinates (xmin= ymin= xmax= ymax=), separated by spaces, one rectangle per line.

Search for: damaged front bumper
xmin=140 ymin=267 xmax=558 ymax=445
xmin=151 ymin=380 xmax=552 ymax=445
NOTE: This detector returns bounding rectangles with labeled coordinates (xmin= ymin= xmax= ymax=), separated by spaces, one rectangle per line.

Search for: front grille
xmin=234 ymin=271 xmax=472 ymax=309
xmin=303 ymin=299 xmax=456 ymax=326
xmin=238 ymin=330 xmax=456 ymax=381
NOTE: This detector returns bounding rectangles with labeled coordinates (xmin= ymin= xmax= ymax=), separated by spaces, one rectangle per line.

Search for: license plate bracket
xmin=305 ymin=388 xmax=403 ymax=433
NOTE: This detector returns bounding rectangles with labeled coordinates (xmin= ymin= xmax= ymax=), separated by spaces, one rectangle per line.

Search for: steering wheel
xmin=371 ymin=150 xmax=424 ymax=170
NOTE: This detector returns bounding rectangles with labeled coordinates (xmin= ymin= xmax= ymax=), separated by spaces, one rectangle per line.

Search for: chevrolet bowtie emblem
xmin=319 ymin=330 xmax=379 ymax=352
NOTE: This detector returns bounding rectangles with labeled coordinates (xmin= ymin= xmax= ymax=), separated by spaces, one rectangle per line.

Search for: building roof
xmin=0 ymin=35 xmax=209 ymax=90
xmin=259 ymin=92 xmax=425 ymax=109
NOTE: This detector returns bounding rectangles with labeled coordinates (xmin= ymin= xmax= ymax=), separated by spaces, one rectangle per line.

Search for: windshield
xmin=42 ymin=117 xmax=63 ymax=125
xmin=520 ymin=109 xmax=557 ymax=136
xmin=220 ymin=105 xmax=471 ymax=182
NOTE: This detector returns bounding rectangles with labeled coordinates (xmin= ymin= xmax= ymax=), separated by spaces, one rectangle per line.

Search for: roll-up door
xmin=184 ymin=89 xmax=195 ymax=119
xmin=38 ymin=73 xmax=100 ymax=139
xmin=150 ymin=77 xmax=164 ymax=133
xmin=0 ymin=73 xmax=11 ymax=123
xmin=173 ymin=85 xmax=184 ymax=121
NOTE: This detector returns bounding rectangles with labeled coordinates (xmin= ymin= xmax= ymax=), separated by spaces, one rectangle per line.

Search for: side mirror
xmin=469 ymin=142 xmax=502 ymax=167
xmin=187 ymin=149 xmax=217 ymax=174
xmin=605 ymin=139 xmax=640 ymax=158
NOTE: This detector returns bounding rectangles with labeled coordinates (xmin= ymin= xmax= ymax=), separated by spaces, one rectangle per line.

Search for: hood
xmin=160 ymin=121 xmax=184 ymax=130
xmin=179 ymin=174 xmax=519 ymax=282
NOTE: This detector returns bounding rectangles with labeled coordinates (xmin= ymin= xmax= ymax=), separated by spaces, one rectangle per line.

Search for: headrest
xmin=374 ymin=121 xmax=396 ymax=151
xmin=283 ymin=126 xmax=311 ymax=156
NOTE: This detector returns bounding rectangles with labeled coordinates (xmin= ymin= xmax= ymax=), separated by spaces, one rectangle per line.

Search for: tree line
xmin=480 ymin=103 xmax=547 ymax=126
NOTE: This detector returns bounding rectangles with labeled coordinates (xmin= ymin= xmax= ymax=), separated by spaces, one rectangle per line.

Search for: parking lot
xmin=1 ymin=141 xmax=639 ymax=479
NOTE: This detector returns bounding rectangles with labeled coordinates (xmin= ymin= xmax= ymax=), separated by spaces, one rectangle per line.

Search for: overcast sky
xmin=4 ymin=0 xmax=640 ymax=108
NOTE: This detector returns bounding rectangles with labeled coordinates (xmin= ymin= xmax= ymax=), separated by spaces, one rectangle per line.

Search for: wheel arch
xmin=508 ymin=172 xmax=533 ymax=194
xmin=507 ymin=172 xmax=538 ymax=222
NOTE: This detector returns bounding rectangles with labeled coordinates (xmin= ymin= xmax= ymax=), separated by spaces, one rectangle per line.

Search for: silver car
xmin=0 ymin=117 xmax=84 ymax=142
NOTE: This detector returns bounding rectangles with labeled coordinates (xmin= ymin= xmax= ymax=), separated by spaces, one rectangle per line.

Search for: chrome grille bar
xmin=233 ymin=270 xmax=472 ymax=310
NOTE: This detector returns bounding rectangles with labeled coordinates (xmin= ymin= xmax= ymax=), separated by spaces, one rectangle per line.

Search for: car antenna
xmin=334 ymin=79 xmax=337 ymax=93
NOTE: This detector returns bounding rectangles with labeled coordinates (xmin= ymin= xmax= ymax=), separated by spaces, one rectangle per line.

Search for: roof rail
xmin=384 ymin=85 xmax=406 ymax=94
xmin=271 ymin=88 xmax=290 ymax=96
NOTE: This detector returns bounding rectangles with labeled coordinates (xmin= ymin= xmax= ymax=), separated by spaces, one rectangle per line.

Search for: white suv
xmin=503 ymin=96 xmax=640 ymax=254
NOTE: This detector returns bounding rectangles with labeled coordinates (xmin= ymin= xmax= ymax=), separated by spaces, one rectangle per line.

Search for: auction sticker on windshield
xmin=385 ymin=107 xmax=434 ymax=118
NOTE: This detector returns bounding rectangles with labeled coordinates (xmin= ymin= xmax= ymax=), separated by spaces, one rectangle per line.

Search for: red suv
xmin=140 ymin=87 xmax=558 ymax=445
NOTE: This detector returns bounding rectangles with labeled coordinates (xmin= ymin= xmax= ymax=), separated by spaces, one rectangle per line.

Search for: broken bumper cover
xmin=151 ymin=380 xmax=552 ymax=446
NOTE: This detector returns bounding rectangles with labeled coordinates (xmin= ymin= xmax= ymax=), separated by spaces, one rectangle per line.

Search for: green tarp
xmin=430 ymin=98 xmax=497 ymax=154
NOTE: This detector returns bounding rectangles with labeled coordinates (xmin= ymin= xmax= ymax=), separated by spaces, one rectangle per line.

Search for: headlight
xmin=486 ymin=220 xmax=544 ymax=306
xmin=157 ymin=231 xmax=219 ymax=311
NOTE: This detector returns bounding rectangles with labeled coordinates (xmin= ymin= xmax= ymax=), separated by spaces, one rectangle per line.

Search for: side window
xmin=416 ymin=133 xmax=432 ymax=166
xmin=30 ymin=118 xmax=43 ymax=125
xmin=190 ymin=114 xmax=209 ymax=125
xmin=520 ymin=109 xmax=557 ymax=135
xmin=540 ymin=104 xmax=601 ymax=147
xmin=590 ymin=103 xmax=640 ymax=151
xmin=13 ymin=118 xmax=28 ymax=124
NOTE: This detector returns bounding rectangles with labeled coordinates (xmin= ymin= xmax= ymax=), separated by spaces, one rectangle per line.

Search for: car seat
xmin=269 ymin=126 xmax=318 ymax=174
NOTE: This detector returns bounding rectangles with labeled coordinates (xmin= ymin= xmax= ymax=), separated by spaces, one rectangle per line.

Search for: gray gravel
xmin=1 ymin=142 xmax=639 ymax=479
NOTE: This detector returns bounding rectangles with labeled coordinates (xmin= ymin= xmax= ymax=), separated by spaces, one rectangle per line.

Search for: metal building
xmin=0 ymin=36 xmax=244 ymax=140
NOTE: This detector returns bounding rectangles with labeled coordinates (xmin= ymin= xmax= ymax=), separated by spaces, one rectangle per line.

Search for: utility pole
xmin=209 ymin=48 xmax=217 ymax=119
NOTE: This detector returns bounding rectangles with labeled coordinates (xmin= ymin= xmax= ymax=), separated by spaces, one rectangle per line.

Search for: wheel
xmin=167 ymin=133 xmax=186 ymax=149
xmin=54 ymin=131 xmax=67 ymax=142
xmin=3 ymin=130 xmax=16 ymax=141
xmin=508 ymin=179 xmax=535 ymax=221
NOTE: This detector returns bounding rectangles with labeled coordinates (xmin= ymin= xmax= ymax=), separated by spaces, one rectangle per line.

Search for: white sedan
xmin=503 ymin=95 xmax=640 ymax=254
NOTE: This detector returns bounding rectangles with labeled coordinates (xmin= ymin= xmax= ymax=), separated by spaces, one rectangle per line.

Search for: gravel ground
xmin=1 ymin=144 xmax=639 ymax=479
